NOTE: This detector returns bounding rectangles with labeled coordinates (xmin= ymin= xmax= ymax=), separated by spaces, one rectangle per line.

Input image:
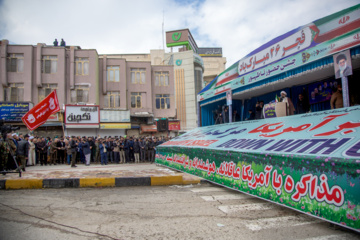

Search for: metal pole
xmin=197 ymin=101 xmax=201 ymax=127
xmin=229 ymin=104 xmax=233 ymax=123
xmin=241 ymin=101 xmax=244 ymax=121
xmin=341 ymin=76 xmax=350 ymax=107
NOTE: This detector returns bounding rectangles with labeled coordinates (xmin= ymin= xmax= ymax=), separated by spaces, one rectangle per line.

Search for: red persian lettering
xmin=217 ymin=161 xmax=240 ymax=179
xmin=310 ymin=114 xmax=347 ymax=131
xmin=260 ymin=124 xmax=311 ymax=137
xmin=249 ymin=172 xmax=266 ymax=189
xmin=248 ymin=123 xmax=284 ymax=135
xmin=291 ymin=173 xmax=344 ymax=207
xmin=314 ymin=122 xmax=360 ymax=136
xmin=241 ymin=165 xmax=254 ymax=182
xmin=291 ymin=174 xmax=312 ymax=201
xmin=264 ymin=165 xmax=273 ymax=187
xmin=284 ymin=175 xmax=295 ymax=193
xmin=272 ymin=170 xmax=283 ymax=195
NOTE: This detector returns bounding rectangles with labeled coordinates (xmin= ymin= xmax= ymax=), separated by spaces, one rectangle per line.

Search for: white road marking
xmin=201 ymin=194 xmax=254 ymax=202
xmin=245 ymin=215 xmax=323 ymax=231
xmin=218 ymin=203 xmax=275 ymax=213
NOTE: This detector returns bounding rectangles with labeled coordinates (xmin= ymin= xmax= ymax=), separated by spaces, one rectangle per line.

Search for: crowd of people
xmin=0 ymin=133 xmax=171 ymax=172
xmin=213 ymin=105 xmax=240 ymax=124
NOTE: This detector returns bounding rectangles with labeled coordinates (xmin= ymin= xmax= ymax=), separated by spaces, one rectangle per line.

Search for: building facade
xmin=0 ymin=40 xmax=177 ymax=138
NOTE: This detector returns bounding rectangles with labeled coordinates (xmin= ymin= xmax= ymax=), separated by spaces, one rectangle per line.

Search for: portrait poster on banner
xmin=226 ymin=90 xmax=232 ymax=106
xmin=333 ymin=50 xmax=353 ymax=79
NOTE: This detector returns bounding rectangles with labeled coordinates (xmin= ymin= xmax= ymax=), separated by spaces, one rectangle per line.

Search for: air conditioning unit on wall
xmin=157 ymin=119 xmax=168 ymax=132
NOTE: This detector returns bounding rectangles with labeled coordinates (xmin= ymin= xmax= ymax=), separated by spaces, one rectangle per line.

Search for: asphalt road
xmin=0 ymin=184 xmax=358 ymax=240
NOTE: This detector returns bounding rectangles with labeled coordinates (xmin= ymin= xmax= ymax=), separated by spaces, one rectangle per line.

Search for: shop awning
xmin=99 ymin=123 xmax=131 ymax=129
xmin=140 ymin=124 xmax=157 ymax=133
xmin=65 ymin=124 xmax=99 ymax=129
xmin=41 ymin=122 xmax=63 ymax=127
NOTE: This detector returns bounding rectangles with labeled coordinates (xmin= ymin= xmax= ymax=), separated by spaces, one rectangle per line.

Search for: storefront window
xmin=71 ymin=85 xmax=89 ymax=103
xmin=155 ymin=94 xmax=170 ymax=109
xmin=3 ymin=83 xmax=24 ymax=102
xmin=39 ymin=84 xmax=58 ymax=102
xmin=104 ymin=91 xmax=120 ymax=108
xmin=7 ymin=54 xmax=24 ymax=72
xmin=130 ymin=68 xmax=146 ymax=84
xmin=131 ymin=92 xmax=142 ymax=108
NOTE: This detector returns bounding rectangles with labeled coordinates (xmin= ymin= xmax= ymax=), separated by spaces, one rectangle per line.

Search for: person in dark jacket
xmin=69 ymin=137 xmax=78 ymax=167
xmin=222 ymin=106 xmax=229 ymax=123
xmin=123 ymin=139 xmax=130 ymax=163
xmin=129 ymin=137 xmax=134 ymax=162
xmin=88 ymin=137 xmax=96 ymax=163
xmin=37 ymin=137 xmax=48 ymax=166
xmin=17 ymin=134 xmax=29 ymax=171
xmin=246 ymin=109 xmax=255 ymax=120
xmin=133 ymin=138 xmax=140 ymax=163
xmin=56 ymin=138 xmax=65 ymax=164
xmin=296 ymin=93 xmax=310 ymax=114
xmin=106 ymin=138 xmax=114 ymax=163
xmin=139 ymin=138 xmax=146 ymax=162
xmin=119 ymin=139 xmax=125 ymax=163
xmin=148 ymin=138 xmax=156 ymax=163
xmin=82 ymin=138 xmax=91 ymax=166
xmin=99 ymin=140 xmax=108 ymax=165
xmin=255 ymin=101 xmax=264 ymax=119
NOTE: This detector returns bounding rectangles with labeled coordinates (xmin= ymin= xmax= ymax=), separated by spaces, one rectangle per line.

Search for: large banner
xmin=156 ymin=106 xmax=360 ymax=232
xmin=199 ymin=4 xmax=360 ymax=102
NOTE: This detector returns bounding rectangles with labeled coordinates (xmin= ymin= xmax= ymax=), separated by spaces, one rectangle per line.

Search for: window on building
xmin=3 ymin=83 xmax=24 ymax=101
xmin=104 ymin=91 xmax=120 ymax=108
xmin=107 ymin=66 xmax=120 ymax=82
xmin=7 ymin=54 xmax=24 ymax=72
xmin=70 ymin=85 xmax=89 ymax=103
xmin=130 ymin=68 xmax=146 ymax=84
xmin=155 ymin=71 xmax=169 ymax=86
xmin=131 ymin=92 xmax=142 ymax=108
xmin=75 ymin=57 xmax=89 ymax=75
xmin=155 ymin=94 xmax=170 ymax=109
xmin=42 ymin=55 xmax=57 ymax=74
xmin=38 ymin=84 xmax=58 ymax=102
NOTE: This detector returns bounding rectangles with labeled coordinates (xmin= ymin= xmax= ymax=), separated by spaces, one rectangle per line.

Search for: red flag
xmin=22 ymin=90 xmax=60 ymax=130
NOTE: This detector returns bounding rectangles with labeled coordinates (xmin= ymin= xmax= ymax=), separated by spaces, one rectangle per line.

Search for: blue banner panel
xmin=0 ymin=102 xmax=30 ymax=122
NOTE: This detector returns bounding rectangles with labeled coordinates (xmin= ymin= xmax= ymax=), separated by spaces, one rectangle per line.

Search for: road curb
xmin=151 ymin=175 xmax=183 ymax=186
xmin=1 ymin=174 xmax=201 ymax=190
xmin=5 ymin=179 xmax=43 ymax=189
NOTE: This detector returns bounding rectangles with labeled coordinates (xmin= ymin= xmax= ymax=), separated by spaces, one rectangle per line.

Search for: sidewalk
xmin=0 ymin=163 xmax=203 ymax=190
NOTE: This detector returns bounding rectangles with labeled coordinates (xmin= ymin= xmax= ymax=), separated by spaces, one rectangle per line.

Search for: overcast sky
xmin=0 ymin=0 xmax=359 ymax=67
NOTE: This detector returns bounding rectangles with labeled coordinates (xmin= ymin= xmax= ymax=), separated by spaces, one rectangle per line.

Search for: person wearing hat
xmin=17 ymin=134 xmax=30 ymax=171
xmin=280 ymin=91 xmax=295 ymax=116
xmin=27 ymin=136 xmax=36 ymax=166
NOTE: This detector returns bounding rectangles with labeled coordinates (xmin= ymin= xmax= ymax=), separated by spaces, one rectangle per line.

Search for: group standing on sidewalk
xmin=0 ymin=134 xmax=171 ymax=171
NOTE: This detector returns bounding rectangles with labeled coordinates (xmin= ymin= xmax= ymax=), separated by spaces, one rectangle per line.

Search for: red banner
xmin=22 ymin=90 xmax=60 ymax=130
xmin=168 ymin=121 xmax=180 ymax=130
